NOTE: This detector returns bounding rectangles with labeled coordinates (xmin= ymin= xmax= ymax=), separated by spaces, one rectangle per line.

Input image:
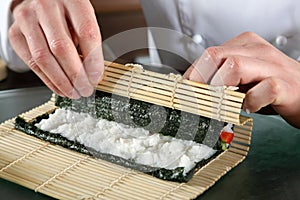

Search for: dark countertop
xmin=0 ymin=68 xmax=45 ymax=91
xmin=0 ymin=87 xmax=300 ymax=200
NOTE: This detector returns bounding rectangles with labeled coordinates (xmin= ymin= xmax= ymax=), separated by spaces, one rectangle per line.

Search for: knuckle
xmin=31 ymin=0 xmax=47 ymax=8
xmin=205 ymin=46 xmax=223 ymax=60
xmin=28 ymin=59 xmax=39 ymax=71
xmin=8 ymin=25 xmax=19 ymax=41
xmin=31 ymin=48 xmax=49 ymax=65
xmin=226 ymin=56 xmax=242 ymax=77
xmin=50 ymin=39 xmax=72 ymax=56
xmin=229 ymin=56 xmax=241 ymax=70
xmin=240 ymin=31 xmax=267 ymax=45
xmin=14 ymin=7 xmax=31 ymax=19
xmin=78 ymin=20 xmax=99 ymax=40
xmin=240 ymin=31 xmax=259 ymax=39
xmin=266 ymin=78 xmax=281 ymax=98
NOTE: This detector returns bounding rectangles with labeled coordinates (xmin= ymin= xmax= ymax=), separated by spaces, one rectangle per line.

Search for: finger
xmin=35 ymin=1 xmax=94 ymax=96
xmin=28 ymin=59 xmax=68 ymax=98
xmin=14 ymin=8 xmax=80 ymax=99
xmin=183 ymin=64 xmax=194 ymax=79
xmin=8 ymin=23 xmax=67 ymax=97
xmin=64 ymin=0 xmax=101 ymax=57
xmin=222 ymin=32 xmax=270 ymax=47
xmin=188 ymin=50 xmax=220 ymax=83
xmin=243 ymin=77 xmax=289 ymax=113
xmin=82 ymin=45 xmax=104 ymax=85
xmin=64 ymin=0 xmax=104 ymax=85
xmin=210 ymin=55 xmax=278 ymax=86
xmin=188 ymin=44 xmax=278 ymax=83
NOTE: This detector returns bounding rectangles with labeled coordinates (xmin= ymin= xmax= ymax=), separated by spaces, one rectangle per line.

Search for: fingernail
xmin=79 ymin=86 xmax=94 ymax=97
xmin=89 ymin=71 xmax=102 ymax=86
xmin=69 ymin=89 xmax=81 ymax=99
xmin=245 ymin=109 xmax=251 ymax=114
xmin=189 ymin=72 xmax=198 ymax=82
xmin=73 ymin=93 xmax=81 ymax=99
xmin=210 ymin=74 xmax=223 ymax=86
xmin=204 ymin=54 xmax=211 ymax=61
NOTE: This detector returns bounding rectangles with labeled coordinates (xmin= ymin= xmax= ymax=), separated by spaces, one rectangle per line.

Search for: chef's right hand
xmin=9 ymin=0 xmax=104 ymax=99
xmin=184 ymin=32 xmax=300 ymax=128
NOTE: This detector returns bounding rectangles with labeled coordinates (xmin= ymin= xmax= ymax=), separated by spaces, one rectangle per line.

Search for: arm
xmin=184 ymin=32 xmax=300 ymax=128
xmin=6 ymin=0 xmax=104 ymax=98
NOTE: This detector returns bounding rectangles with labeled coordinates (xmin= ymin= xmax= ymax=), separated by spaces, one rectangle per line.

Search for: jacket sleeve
xmin=0 ymin=0 xmax=29 ymax=72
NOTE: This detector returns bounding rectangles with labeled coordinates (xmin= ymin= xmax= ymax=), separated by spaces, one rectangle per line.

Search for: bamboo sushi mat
xmin=0 ymin=98 xmax=253 ymax=199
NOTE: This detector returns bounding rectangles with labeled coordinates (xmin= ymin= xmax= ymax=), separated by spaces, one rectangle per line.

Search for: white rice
xmin=36 ymin=108 xmax=217 ymax=173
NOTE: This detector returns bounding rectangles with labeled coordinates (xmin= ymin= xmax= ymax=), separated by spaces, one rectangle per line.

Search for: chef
xmin=0 ymin=0 xmax=300 ymax=128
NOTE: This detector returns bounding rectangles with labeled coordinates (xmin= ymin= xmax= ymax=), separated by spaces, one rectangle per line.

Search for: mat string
xmin=0 ymin=121 xmax=14 ymax=137
xmin=92 ymin=171 xmax=139 ymax=198
xmin=159 ymin=183 xmax=185 ymax=200
xmin=0 ymin=143 xmax=49 ymax=173
xmin=170 ymin=74 xmax=182 ymax=109
xmin=34 ymin=155 xmax=90 ymax=192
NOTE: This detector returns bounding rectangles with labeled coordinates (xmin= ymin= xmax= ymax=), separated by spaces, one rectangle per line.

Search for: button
xmin=275 ymin=35 xmax=288 ymax=47
xmin=192 ymin=34 xmax=204 ymax=44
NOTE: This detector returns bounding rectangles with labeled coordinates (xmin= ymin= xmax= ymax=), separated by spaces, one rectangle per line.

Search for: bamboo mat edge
xmin=0 ymin=99 xmax=252 ymax=200
xmin=100 ymin=61 xmax=248 ymax=126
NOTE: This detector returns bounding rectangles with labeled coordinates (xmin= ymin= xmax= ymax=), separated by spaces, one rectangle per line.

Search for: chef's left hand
xmin=184 ymin=32 xmax=300 ymax=128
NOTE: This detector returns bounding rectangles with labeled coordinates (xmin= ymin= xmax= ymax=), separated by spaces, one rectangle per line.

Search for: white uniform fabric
xmin=0 ymin=0 xmax=12 ymax=62
xmin=140 ymin=0 xmax=300 ymax=72
xmin=0 ymin=0 xmax=300 ymax=72
xmin=0 ymin=0 xmax=29 ymax=72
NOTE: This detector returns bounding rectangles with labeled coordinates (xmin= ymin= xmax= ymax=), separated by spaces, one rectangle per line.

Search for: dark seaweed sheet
xmin=14 ymin=91 xmax=225 ymax=182
xmin=55 ymin=91 xmax=225 ymax=148
xmin=15 ymin=115 xmax=221 ymax=182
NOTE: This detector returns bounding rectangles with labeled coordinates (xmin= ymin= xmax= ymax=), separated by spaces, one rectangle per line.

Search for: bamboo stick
xmin=104 ymin=61 xmax=245 ymax=98
xmin=102 ymin=69 xmax=244 ymax=104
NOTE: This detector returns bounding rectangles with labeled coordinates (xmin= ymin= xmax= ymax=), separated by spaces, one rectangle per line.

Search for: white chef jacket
xmin=1 ymin=0 xmax=300 ymax=73
xmin=140 ymin=0 xmax=300 ymax=72
xmin=0 ymin=0 xmax=28 ymax=72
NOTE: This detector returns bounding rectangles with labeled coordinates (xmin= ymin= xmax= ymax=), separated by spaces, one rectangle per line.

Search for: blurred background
xmin=0 ymin=0 xmax=148 ymax=90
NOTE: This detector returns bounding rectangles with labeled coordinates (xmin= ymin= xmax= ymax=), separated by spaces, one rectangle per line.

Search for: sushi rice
xmin=36 ymin=108 xmax=217 ymax=174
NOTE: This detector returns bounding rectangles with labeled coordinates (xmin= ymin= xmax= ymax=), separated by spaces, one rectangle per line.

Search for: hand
xmin=184 ymin=32 xmax=300 ymax=128
xmin=9 ymin=0 xmax=104 ymax=99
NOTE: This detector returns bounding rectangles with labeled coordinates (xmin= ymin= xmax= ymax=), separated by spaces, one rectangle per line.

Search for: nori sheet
xmin=15 ymin=116 xmax=221 ymax=182
xmin=14 ymin=91 xmax=225 ymax=182
xmin=55 ymin=91 xmax=225 ymax=147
